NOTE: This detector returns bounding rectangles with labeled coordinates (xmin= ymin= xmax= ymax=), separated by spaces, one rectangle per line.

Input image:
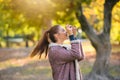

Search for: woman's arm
xmin=49 ymin=25 xmax=84 ymax=64
xmin=49 ymin=39 xmax=84 ymax=64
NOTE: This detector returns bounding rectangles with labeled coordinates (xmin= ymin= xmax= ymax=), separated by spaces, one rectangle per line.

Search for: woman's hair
xmin=30 ymin=25 xmax=60 ymax=58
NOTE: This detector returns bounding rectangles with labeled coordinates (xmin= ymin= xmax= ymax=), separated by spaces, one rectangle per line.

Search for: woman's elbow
xmin=78 ymin=55 xmax=85 ymax=61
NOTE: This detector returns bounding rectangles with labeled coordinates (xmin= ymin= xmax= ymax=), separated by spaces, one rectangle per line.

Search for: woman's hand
xmin=72 ymin=26 xmax=77 ymax=37
xmin=65 ymin=24 xmax=73 ymax=35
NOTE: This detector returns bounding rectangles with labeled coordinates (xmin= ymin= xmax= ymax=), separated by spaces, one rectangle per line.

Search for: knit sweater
xmin=48 ymin=39 xmax=85 ymax=80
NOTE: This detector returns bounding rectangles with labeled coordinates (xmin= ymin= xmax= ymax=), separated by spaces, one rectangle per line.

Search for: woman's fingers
xmin=65 ymin=24 xmax=73 ymax=35
xmin=66 ymin=25 xmax=72 ymax=30
xmin=72 ymin=26 xmax=77 ymax=36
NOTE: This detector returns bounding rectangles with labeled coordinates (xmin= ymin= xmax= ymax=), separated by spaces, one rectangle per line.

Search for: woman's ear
xmin=54 ymin=34 xmax=59 ymax=41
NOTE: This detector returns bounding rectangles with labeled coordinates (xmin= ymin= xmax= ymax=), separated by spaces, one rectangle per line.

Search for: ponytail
xmin=30 ymin=25 xmax=60 ymax=59
xmin=30 ymin=30 xmax=49 ymax=58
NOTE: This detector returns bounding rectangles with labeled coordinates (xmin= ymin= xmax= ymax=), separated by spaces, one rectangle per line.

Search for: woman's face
xmin=56 ymin=26 xmax=68 ymax=41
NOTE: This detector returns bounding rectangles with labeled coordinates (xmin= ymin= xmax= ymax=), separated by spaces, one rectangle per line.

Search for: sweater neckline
xmin=49 ymin=43 xmax=71 ymax=50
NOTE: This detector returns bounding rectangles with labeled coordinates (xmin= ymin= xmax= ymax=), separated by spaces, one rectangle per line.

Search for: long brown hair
xmin=30 ymin=25 xmax=60 ymax=58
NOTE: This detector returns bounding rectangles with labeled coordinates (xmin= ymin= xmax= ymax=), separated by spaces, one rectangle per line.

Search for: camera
xmin=69 ymin=25 xmax=72 ymax=28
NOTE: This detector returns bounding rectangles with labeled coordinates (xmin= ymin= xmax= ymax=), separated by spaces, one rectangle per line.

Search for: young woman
xmin=30 ymin=24 xmax=85 ymax=80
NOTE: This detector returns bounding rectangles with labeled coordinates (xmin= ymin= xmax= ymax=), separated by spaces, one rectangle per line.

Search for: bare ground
xmin=0 ymin=45 xmax=119 ymax=80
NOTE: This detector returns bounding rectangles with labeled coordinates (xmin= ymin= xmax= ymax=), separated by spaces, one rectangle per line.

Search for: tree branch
xmin=103 ymin=0 xmax=119 ymax=35
xmin=75 ymin=2 xmax=101 ymax=46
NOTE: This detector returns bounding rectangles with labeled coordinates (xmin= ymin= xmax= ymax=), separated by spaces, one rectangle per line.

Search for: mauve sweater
xmin=48 ymin=40 xmax=84 ymax=80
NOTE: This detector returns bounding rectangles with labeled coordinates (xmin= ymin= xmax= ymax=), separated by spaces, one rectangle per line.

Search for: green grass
xmin=109 ymin=66 xmax=120 ymax=77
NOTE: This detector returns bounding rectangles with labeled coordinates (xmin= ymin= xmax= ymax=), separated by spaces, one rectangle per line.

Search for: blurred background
xmin=0 ymin=0 xmax=120 ymax=80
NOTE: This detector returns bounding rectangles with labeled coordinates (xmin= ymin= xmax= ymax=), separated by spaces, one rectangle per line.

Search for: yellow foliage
xmin=0 ymin=0 xmax=3 ymax=3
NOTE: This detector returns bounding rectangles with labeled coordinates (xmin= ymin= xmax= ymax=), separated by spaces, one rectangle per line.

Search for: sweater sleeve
xmin=69 ymin=35 xmax=77 ymax=41
xmin=49 ymin=40 xmax=84 ymax=64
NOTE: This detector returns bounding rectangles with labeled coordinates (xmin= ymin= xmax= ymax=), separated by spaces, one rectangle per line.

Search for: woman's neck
xmin=56 ymin=40 xmax=63 ymax=44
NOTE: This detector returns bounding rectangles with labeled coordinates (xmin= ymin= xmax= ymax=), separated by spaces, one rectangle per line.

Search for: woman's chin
xmin=63 ymin=37 xmax=68 ymax=41
xmin=66 ymin=37 xmax=69 ymax=39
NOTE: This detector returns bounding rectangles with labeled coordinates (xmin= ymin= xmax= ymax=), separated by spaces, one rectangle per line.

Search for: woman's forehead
xmin=58 ymin=26 xmax=65 ymax=30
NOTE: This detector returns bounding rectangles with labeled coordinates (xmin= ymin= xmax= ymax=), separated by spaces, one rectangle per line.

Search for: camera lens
xmin=69 ymin=25 xmax=72 ymax=28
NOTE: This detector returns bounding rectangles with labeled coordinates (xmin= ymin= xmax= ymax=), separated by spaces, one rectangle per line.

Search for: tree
xmin=0 ymin=0 xmax=119 ymax=79
xmin=75 ymin=0 xmax=120 ymax=80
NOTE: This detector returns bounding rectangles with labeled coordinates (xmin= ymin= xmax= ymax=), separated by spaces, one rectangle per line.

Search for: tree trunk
xmin=0 ymin=43 xmax=1 ymax=47
xmin=93 ymin=45 xmax=111 ymax=75
xmin=86 ymin=40 xmax=112 ymax=80
xmin=25 ymin=40 xmax=29 ymax=47
xmin=6 ymin=28 xmax=10 ymax=47
xmin=75 ymin=0 xmax=119 ymax=80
